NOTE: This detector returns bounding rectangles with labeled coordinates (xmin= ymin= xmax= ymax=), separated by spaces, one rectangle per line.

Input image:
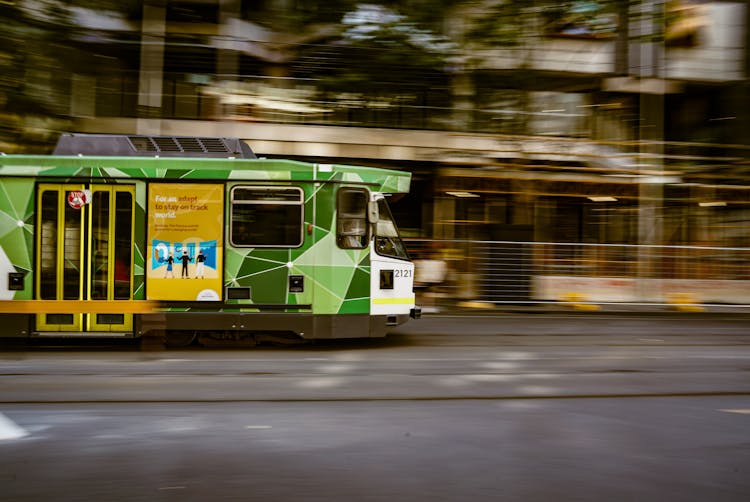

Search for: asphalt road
xmin=1 ymin=314 xmax=749 ymax=501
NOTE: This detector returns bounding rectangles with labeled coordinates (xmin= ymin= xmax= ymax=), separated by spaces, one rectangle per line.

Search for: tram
xmin=0 ymin=133 xmax=419 ymax=344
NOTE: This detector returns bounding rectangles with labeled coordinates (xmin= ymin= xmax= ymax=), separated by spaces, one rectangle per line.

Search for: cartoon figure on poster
xmin=164 ymin=254 xmax=174 ymax=278
xmin=152 ymin=240 xmax=218 ymax=279
xmin=195 ymin=249 xmax=206 ymax=278
xmin=179 ymin=249 xmax=191 ymax=278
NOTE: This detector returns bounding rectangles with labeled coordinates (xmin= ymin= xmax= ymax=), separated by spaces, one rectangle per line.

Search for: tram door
xmin=36 ymin=184 xmax=135 ymax=332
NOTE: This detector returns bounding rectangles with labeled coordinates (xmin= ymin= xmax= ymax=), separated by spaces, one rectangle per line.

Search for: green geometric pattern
xmin=221 ymin=182 xmax=373 ymax=314
xmin=0 ymin=178 xmax=35 ymax=299
xmin=0 ymin=155 xmax=411 ymax=312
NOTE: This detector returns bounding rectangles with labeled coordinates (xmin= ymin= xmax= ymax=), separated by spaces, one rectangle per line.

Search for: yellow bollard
xmin=559 ymin=292 xmax=601 ymax=311
xmin=666 ymin=293 xmax=704 ymax=312
xmin=457 ymin=300 xmax=495 ymax=310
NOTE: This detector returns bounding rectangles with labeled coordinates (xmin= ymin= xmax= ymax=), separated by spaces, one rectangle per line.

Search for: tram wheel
xmin=140 ymin=330 xmax=166 ymax=351
xmin=165 ymin=330 xmax=197 ymax=348
xmin=197 ymin=332 xmax=257 ymax=347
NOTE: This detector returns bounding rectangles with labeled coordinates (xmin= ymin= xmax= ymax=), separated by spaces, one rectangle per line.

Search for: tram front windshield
xmin=375 ymin=199 xmax=409 ymax=260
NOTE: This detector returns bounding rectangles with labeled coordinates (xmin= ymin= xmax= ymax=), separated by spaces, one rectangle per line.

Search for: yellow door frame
xmin=35 ymin=184 xmax=85 ymax=331
xmin=35 ymin=184 xmax=135 ymax=333
xmin=87 ymin=185 xmax=135 ymax=332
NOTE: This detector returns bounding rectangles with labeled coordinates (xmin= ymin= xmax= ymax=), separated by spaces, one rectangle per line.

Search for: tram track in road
xmin=3 ymin=391 xmax=750 ymax=406
xmin=1 ymin=365 xmax=749 ymax=404
xmin=2 ymin=310 xmax=749 ymax=350
xmin=394 ymin=314 xmax=750 ymax=334
xmin=4 ymin=331 xmax=750 ymax=351
xmin=386 ymin=333 xmax=750 ymax=348
xmin=4 ymin=396 xmax=750 ymax=501
xmin=2 ymin=319 xmax=749 ymax=404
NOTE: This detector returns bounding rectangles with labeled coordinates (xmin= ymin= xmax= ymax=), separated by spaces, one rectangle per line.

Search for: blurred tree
xmin=0 ymin=0 xmax=76 ymax=152
xmin=241 ymin=0 xmax=357 ymax=27
xmin=463 ymin=1 xmax=525 ymax=47
xmin=0 ymin=0 xmax=144 ymax=152
xmin=296 ymin=3 xmax=458 ymax=128
xmin=72 ymin=0 xmax=142 ymax=20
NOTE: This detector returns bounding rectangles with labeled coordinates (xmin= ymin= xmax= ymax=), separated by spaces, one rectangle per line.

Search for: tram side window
xmin=39 ymin=191 xmax=59 ymax=300
xmin=337 ymin=188 xmax=368 ymax=249
xmin=230 ymin=187 xmax=303 ymax=247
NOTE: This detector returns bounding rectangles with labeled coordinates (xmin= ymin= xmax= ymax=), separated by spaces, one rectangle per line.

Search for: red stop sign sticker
xmin=67 ymin=190 xmax=92 ymax=209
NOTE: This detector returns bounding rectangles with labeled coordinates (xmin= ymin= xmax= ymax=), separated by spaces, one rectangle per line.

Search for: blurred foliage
xmin=241 ymin=0 xmax=358 ymax=27
xmin=542 ymin=1 xmax=618 ymax=38
xmin=0 ymin=1 xmax=744 ymax=151
xmin=295 ymin=3 xmax=457 ymax=127
xmin=302 ymin=4 xmax=457 ymax=85
xmin=0 ymin=1 xmax=74 ymax=152
xmin=72 ymin=0 xmax=142 ymax=19
xmin=1 ymin=0 xmax=470 ymax=149
xmin=463 ymin=1 xmax=526 ymax=47
xmin=463 ymin=1 xmax=618 ymax=46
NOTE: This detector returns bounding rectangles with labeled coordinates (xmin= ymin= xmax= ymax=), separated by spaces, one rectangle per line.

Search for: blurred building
xmin=2 ymin=1 xmax=749 ymax=303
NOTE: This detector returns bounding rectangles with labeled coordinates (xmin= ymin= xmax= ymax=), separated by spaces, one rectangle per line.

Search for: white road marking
xmin=518 ymin=385 xmax=556 ymax=395
xmin=0 ymin=413 xmax=29 ymax=440
xmin=719 ymin=409 xmax=750 ymax=415
xmin=463 ymin=374 xmax=517 ymax=382
xmin=245 ymin=425 xmax=273 ymax=430
xmin=479 ymin=361 xmax=519 ymax=371
xmin=298 ymin=377 xmax=343 ymax=389
xmin=318 ymin=364 xmax=356 ymax=373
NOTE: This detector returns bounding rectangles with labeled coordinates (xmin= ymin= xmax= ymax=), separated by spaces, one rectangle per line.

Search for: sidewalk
xmin=421 ymin=300 xmax=750 ymax=317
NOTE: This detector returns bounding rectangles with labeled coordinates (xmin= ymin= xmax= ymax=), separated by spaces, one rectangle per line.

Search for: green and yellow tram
xmin=0 ymin=134 xmax=419 ymax=345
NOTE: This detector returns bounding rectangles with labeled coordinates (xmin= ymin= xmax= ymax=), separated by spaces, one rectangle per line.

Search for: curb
xmin=421 ymin=303 xmax=750 ymax=317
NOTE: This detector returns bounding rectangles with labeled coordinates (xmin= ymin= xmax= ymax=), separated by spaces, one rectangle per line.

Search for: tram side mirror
xmin=367 ymin=201 xmax=379 ymax=224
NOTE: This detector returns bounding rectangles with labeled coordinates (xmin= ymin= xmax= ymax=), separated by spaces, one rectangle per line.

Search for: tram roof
xmin=0 ymin=155 xmax=412 ymax=194
xmin=53 ymin=133 xmax=258 ymax=159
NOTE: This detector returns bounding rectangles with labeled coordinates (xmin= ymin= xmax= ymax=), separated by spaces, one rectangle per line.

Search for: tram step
xmin=34 ymin=331 xmax=134 ymax=338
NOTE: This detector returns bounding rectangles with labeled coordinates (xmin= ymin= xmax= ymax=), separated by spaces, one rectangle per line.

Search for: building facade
xmin=3 ymin=0 xmax=749 ymax=303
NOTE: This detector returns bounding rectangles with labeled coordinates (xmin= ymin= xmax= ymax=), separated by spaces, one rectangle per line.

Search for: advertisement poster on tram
xmin=146 ymin=183 xmax=224 ymax=301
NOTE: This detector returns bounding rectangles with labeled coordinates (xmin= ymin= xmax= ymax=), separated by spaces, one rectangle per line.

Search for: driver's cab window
xmin=337 ymin=188 xmax=368 ymax=249
xmin=374 ymin=199 xmax=410 ymax=260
